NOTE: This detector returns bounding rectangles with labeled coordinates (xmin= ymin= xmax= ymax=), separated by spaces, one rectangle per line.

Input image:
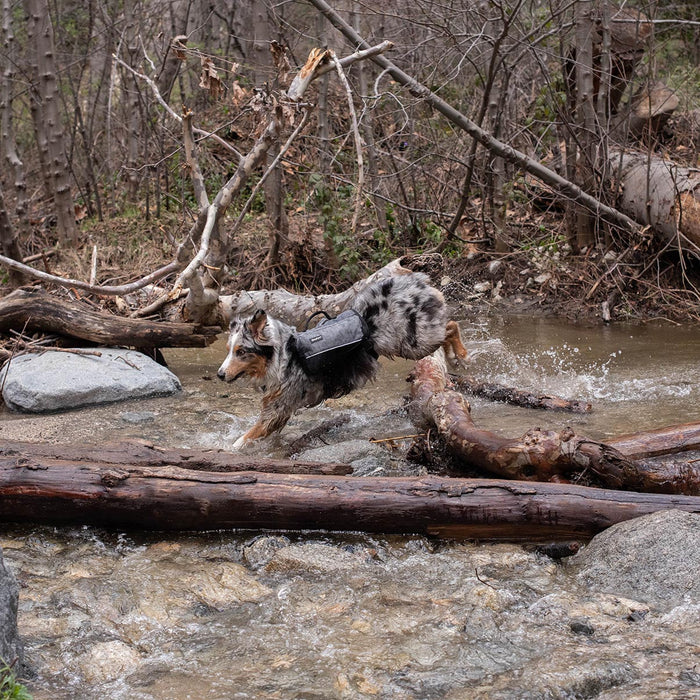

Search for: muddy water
xmin=1 ymin=317 xmax=699 ymax=699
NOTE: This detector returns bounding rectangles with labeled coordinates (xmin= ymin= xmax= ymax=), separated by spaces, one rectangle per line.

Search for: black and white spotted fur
xmin=217 ymin=272 xmax=466 ymax=448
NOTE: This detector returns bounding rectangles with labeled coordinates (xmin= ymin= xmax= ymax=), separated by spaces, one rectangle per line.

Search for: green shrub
xmin=0 ymin=662 xmax=31 ymax=700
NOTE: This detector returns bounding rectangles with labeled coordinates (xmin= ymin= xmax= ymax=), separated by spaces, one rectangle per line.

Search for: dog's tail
xmin=351 ymin=273 xmax=448 ymax=360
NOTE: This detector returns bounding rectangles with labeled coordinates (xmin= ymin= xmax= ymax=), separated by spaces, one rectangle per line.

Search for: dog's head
xmin=217 ymin=309 xmax=276 ymax=383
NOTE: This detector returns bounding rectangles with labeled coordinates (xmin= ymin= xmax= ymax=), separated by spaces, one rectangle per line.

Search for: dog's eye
xmin=235 ymin=348 xmax=247 ymax=358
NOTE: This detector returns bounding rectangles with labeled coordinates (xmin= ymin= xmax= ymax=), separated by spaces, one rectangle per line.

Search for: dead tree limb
xmin=0 ymin=254 xmax=179 ymax=297
xmin=0 ymin=288 xmax=219 ymax=348
xmin=409 ymin=350 xmax=700 ymax=494
xmin=607 ymin=422 xmax=700 ymax=460
xmin=450 ymin=374 xmax=592 ymax=413
xmin=219 ymin=256 xmax=414 ymax=325
xmin=0 ymin=439 xmax=351 ymax=475
xmin=609 ymin=148 xmax=700 ymax=254
xmin=1 ymin=457 xmax=699 ymax=539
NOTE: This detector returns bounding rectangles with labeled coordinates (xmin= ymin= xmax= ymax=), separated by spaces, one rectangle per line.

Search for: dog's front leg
xmin=232 ymin=407 xmax=293 ymax=450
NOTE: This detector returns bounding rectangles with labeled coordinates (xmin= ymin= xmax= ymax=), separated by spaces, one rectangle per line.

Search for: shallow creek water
xmin=1 ymin=316 xmax=699 ymax=699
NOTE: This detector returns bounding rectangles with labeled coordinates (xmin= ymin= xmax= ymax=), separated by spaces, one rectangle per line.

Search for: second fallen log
xmin=1 ymin=457 xmax=700 ymax=539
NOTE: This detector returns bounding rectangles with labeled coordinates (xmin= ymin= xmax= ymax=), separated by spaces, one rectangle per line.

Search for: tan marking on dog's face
xmin=218 ymin=342 xmax=269 ymax=382
xmin=217 ymin=322 xmax=271 ymax=382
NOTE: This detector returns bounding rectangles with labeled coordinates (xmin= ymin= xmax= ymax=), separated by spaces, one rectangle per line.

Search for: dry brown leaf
xmin=199 ymin=56 xmax=223 ymax=100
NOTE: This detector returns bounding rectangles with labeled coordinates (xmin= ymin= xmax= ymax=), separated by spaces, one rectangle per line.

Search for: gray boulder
xmin=0 ymin=547 xmax=22 ymax=665
xmin=1 ymin=348 xmax=181 ymax=412
xmin=568 ymin=509 xmax=700 ymax=611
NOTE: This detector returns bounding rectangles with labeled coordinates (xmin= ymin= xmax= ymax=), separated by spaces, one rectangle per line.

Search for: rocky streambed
xmin=1 ymin=316 xmax=699 ymax=698
xmin=2 ymin=509 xmax=700 ymax=699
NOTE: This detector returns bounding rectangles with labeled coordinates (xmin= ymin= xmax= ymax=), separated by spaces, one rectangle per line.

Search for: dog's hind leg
xmin=442 ymin=320 xmax=468 ymax=367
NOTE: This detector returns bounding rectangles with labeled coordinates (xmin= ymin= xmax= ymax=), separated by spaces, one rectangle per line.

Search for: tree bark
xmin=0 ymin=0 xmax=29 ymax=240
xmin=0 ymin=288 xmax=219 ymax=348
xmin=23 ymin=0 xmax=77 ymax=243
xmin=0 ymin=183 xmax=25 ymax=287
xmin=573 ymin=0 xmax=598 ymax=249
xmin=218 ymin=256 xmax=411 ymax=325
xmin=409 ymin=350 xmax=700 ymax=495
xmin=1 ymin=457 xmax=699 ymax=539
xmin=0 ymin=439 xmax=351 ymax=476
xmin=607 ymin=423 xmax=700 ymax=460
xmin=608 ymin=148 xmax=700 ymax=253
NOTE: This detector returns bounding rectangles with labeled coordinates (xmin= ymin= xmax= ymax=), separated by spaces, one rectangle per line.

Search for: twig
xmin=89 ymin=245 xmax=98 ymax=286
xmin=0 ymin=253 xmax=180 ymax=296
xmin=112 ymin=54 xmax=243 ymax=161
xmin=370 ymin=434 xmax=426 ymax=443
xmin=331 ymin=51 xmax=364 ymax=234
xmin=229 ymin=107 xmax=311 ymax=238
xmin=23 ymin=249 xmax=57 ymax=264
xmin=33 ymin=347 xmax=103 ymax=357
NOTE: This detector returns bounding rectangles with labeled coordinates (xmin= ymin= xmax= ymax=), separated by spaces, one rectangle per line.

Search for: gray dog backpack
xmin=294 ymin=310 xmax=370 ymax=374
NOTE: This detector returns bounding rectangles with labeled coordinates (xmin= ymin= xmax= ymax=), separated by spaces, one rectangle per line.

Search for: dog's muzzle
xmin=217 ymin=368 xmax=244 ymax=382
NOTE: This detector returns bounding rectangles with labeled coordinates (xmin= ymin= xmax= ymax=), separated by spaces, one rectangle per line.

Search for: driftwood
xmin=607 ymin=423 xmax=700 ymax=460
xmin=0 ymin=287 xmax=219 ymax=348
xmin=410 ymin=351 xmax=700 ymax=495
xmin=0 ymin=440 xmax=351 ymax=476
xmin=1 ymin=456 xmax=700 ymax=539
xmin=450 ymin=374 xmax=592 ymax=413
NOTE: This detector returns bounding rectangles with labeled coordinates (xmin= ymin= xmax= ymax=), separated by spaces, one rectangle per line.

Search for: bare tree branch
xmin=0 ymin=253 xmax=180 ymax=296
xmin=307 ymin=0 xmax=643 ymax=235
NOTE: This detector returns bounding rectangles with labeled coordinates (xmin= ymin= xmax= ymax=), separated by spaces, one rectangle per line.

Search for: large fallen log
xmin=0 ymin=439 xmax=352 ymax=476
xmin=0 ymin=288 xmax=219 ymax=348
xmin=1 ymin=457 xmax=699 ymax=539
xmin=410 ymin=351 xmax=700 ymax=494
xmin=609 ymin=148 xmax=700 ymax=254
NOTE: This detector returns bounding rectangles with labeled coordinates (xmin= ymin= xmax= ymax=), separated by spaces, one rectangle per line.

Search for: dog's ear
xmin=247 ymin=309 xmax=269 ymax=344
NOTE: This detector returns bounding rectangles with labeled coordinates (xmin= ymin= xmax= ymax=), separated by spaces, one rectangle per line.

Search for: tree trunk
xmin=0 ymin=288 xmax=219 ymax=348
xmin=1 ymin=456 xmax=700 ymax=539
xmin=0 ymin=183 xmax=25 ymax=287
xmin=252 ymin=4 xmax=288 ymax=268
xmin=23 ymin=0 xmax=77 ymax=243
xmin=573 ymin=0 xmax=598 ymax=249
xmin=616 ymin=82 xmax=679 ymax=142
xmin=0 ymin=0 xmax=29 ymax=236
xmin=409 ymin=350 xmax=700 ymax=495
xmin=218 ymin=256 xmax=410 ymax=324
xmin=606 ymin=423 xmax=700 ymax=460
xmin=609 ymin=148 xmax=700 ymax=253
xmin=0 ymin=439 xmax=351 ymax=475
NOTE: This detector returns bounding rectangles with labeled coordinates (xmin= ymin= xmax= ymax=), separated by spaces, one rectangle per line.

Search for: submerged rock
xmin=295 ymin=438 xmax=389 ymax=468
xmin=567 ymin=509 xmax=700 ymax=611
xmin=0 ymin=546 xmax=22 ymax=665
xmin=0 ymin=348 xmax=181 ymax=412
xmin=79 ymin=640 xmax=140 ymax=684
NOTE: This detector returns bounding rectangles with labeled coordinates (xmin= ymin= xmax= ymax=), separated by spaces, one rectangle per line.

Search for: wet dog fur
xmin=217 ymin=272 xmax=467 ymax=448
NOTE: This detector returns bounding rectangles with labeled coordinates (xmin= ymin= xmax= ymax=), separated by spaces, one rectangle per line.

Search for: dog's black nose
xmin=216 ymin=369 xmax=226 ymax=381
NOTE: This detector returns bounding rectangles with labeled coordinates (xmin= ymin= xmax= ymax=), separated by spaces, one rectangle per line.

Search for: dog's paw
xmin=447 ymin=352 xmax=469 ymax=372
xmin=232 ymin=434 xmax=248 ymax=450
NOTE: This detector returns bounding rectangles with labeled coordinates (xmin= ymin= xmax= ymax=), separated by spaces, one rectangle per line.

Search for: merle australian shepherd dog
xmin=217 ymin=272 xmax=467 ymax=448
